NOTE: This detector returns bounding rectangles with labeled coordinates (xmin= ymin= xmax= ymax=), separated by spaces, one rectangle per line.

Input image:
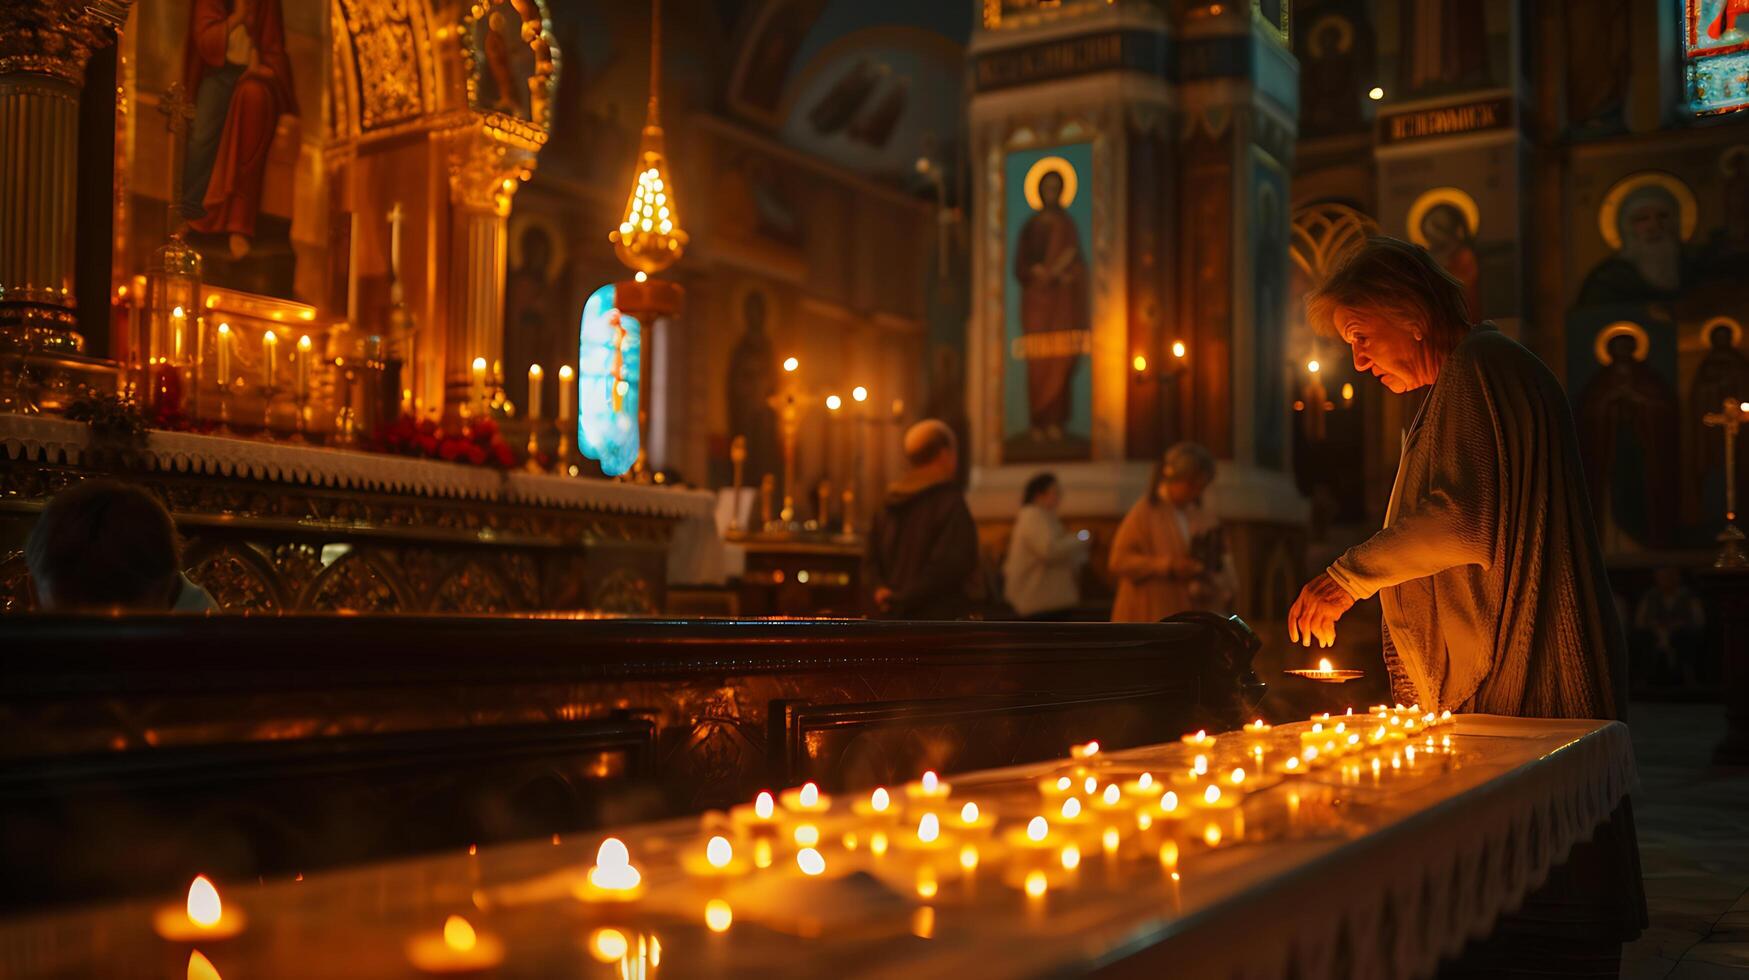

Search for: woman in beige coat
xmin=1108 ymin=442 xmax=1236 ymax=622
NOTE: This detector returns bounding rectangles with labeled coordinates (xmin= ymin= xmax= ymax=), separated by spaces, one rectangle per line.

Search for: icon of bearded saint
xmin=1577 ymin=185 xmax=1693 ymax=307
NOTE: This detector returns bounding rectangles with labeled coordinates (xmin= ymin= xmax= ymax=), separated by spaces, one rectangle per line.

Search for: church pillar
xmin=0 ymin=1 xmax=127 ymax=357
xmin=443 ymin=129 xmax=529 ymax=416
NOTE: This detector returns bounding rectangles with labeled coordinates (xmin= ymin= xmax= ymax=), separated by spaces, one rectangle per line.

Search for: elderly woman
xmin=1288 ymin=237 xmax=1642 ymax=975
xmin=1109 ymin=441 xmax=1236 ymax=622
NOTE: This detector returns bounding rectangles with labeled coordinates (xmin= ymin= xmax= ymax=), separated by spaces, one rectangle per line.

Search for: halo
xmin=1306 ymin=14 xmax=1354 ymax=57
xmin=1023 ymin=155 xmax=1078 ymax=211
xmin=1598 ymin=171 xmax=1697 ymax=249
xmin=1703 ymin=315 xmax=1744 ymax=346
xmin=1406 ymin=187 xmax=1479 ymax=247
xmin=1593 ymin=321 xmax=1650 ymax=365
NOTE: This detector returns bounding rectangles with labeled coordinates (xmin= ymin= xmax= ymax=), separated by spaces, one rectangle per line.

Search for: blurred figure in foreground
xmin=1003 ymin=472 xmax=1088 ymax=618
xmin=867 ymin=420 xmax=978 ymax=619
xmin=26 ymin=480 xmax=217 ymax=613
xmin=1109 ymin=441 xmax=1236 ymax=622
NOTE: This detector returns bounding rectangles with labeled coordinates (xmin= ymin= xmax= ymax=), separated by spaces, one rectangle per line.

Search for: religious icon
xmin=726 ymin=290 xmax=781 ymax=485
xmin=1578 ymin=172 xmax=1699 ymax=306
xmin=1299 ymin=14 xmax=1365 ymax=136
xmin=1576 ymin=322 xmax=1680 ymax=551
xmin=578 ymin=284 xmax=642 ymax=478
xmin=468 ymin=1 xmax=537 ymax=120
xmin=1407 ymin=187 xmax=1482 ymax=319
xmin=503 ymin=214 xmax=569 ymax=415
xmin=1005 ymin=150 xmax=1092 ymax=459
xmin=178 ymin=0 xmax=299 ymax=262
xmin=1683 ymin=0 xmax=1749 ymax=114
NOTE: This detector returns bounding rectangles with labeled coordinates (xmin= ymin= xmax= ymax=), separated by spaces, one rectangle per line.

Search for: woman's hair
xmin=25 ymin=479 xmax=181 ymax=610
xmin=1304 ymin=236 xmax=1474 ymax=353
xmin=1145 ymin=442 xmax=1216 ymax=505
xmin=1022 ymin=472 xmax=1058 ymax=505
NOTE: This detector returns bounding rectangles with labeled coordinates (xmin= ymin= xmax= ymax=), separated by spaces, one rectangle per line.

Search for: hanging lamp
xmin=609 ymin=0 xmax=687 ymax=275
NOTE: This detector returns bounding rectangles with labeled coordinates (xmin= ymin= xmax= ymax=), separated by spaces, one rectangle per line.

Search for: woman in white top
xmin=1002 ymin=473 xmax=1089 ymax=618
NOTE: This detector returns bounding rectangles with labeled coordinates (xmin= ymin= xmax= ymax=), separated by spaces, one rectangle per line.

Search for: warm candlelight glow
xmin=871 ymin=787 xmax=890 ymax=812
xmin=755 ymin=791 xmax=774 ymax=820
xmin=826 ymin=394 xmax=842 ymax=410
xmin=1025 ymin=870 xmax=1048 ymax=897
xmin=921 ymin=771 xmax=939 ymax=792
xmin=1083 ymin=775 xmax=1098 ymax=795
xmin=870 ymin=831 xmax=889 ymax=856
xmin=1171 ymin=340 xmax=1187 ymax=358
xmin=1101 ymin=784 xmax=1121 ymax=806
xmin=1138 ymin=773 xmax=1153 ymax=789
xmin=1102 ymin=827 xmax=1121 ymax=854
xmin=443 ymin=916 xmax=476 ymax=953
xmin=1060 ymin=845 xmax=1081 ymax=870
xmin=797 ymin=847 xmax=825 ymax=875
xmin=1133 ymin=354 xmax=1148 ymax=373
xmin=1027 ymin=816 xmax=1049 ymax=842
xmin=853 ymin=386 xmax=868 ymax=401
xmin=1307 ymin=359 xmax=1321 ymax=373
xmin=1230 ymin=768 xmax=1246 ymax=785
xmin=1319 ymin=658 xmax=1334 ymax=672
xmin=1203 ymin=785 xmax=1221 ymax=805
xmin=592 ymin=928 xmax=628 ymax=962
xmin=783 ymin=356 xmax=799 ymax=372
xmin=1160 ymin=791 xmax=1180 ymax=814
xmin=960 ymin=802 xmax=980 ymax=824
xmin=187 ymin=875 xmax=222 ymax=926
xmin=1369 ymin=86 xmax=1385 ymax=100
xmin=588 ymin=837 xmax=641 ymax=891
xmin=917 ymin=813 xmax=940 ymax=843
xmin=706 ymin=836 xmax=732 ymax=868
xmin=1204 ymin=823 xmax=1223 ymax=847
xmin=799 ymin=782 xmax=818 ymax=807
xmin=1194 ymin=755 xmax=1209 ymax=775
xmin=1061 ymin=797 xmax=1082 ymax=819
xmin=959 ymin=844 xmax=980 ymax=870
xmin=1071 ymin=740 xmax=1100 ymax=759
xmin=705 ymin=899 xmax=732 ymax=933
xmin=794 ymin=823 xmax=820 ymax=847
xmin=1159 ymin=840 xmax=1179 ymax=869
xmin=916 ymin=868 xmax=939 ymax=899
xmin=187 ymin=950 xmax=221 ymax=980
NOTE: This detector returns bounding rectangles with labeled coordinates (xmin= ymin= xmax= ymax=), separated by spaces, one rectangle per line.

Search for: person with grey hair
xmin=866 ymin=419 xmax=979 ymax=619
xmin=1108 ymin=441 xmax=1236 ymax=622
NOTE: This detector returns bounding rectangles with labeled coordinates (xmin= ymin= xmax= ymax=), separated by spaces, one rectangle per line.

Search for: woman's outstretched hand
xmin=1288 ymin=571 xmax=1356 ymax=648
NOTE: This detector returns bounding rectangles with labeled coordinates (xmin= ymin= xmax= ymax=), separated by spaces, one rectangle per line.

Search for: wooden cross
xmin=1703 ymin=397 xmax=1749 ymax=567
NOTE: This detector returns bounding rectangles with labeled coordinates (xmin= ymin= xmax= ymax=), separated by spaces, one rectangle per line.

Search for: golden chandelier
xmin=609 ymin=0 xmax=687 ymax=275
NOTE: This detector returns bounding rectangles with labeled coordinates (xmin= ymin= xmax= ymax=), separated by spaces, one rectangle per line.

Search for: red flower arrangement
xmin=371 ymin=413 xmax=516 ymax=469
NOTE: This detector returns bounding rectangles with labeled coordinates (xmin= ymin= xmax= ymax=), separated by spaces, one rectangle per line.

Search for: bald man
xmin=866 ymin=419 xmax=980 ymax=619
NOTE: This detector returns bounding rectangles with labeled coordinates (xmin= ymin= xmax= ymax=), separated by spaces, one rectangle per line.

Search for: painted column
xmin=444 ymin=129 xmax=528 ymax=417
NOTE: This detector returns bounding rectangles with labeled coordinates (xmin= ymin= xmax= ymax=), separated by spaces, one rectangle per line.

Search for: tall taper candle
xmin=471 ymin=357 xmax=488 ymax=412
xmin=527 ymin=364 xmax=543 ymax=420
xmin=262 ymin=331 xmax=279 ymax=389
xmin=216 ymin=323 xmax=233 ymax=385
xmin=296 ymin=335 xmax=312 ymax=397
xmin=558 ymin=365 xmax=574 ymax=421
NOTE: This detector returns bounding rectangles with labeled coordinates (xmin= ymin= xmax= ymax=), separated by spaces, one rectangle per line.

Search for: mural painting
xmin=1408 ymin=187 xmax=1483 ymax=320
xmin=577 ymin=284 xmax=642 ymax=478
xmin=1575 ymin=322 xmax=1681 ymax=552
xmin=1684 ymin=0 xmax=1749 ymax=115
xmin=1003 ymin=144 xmax=1093 ymax=462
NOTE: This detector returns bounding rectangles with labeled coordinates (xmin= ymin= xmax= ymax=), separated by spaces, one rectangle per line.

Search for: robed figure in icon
xmin=180 ymin=0 xmax=298 ymax=260
xmin=1577 ymin=332 xmax=1680 ymax=551
xmin=1013 ymin=170 xmax=1088 ymax=440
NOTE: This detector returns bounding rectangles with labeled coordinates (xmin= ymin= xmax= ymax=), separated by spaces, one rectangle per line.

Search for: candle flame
xmin=871 ymin=787 xmax=890 ymax=812
xmin=1084 ymin=775 xmax=1098 ymax=794
xmin=1103 ymin=827 xmax=1121 ymax=853
xmin=1025 ymin=870 xmax=1048 ymax=897
xmin=1286 ymin=756 xmax=1300 ymax=770
xmin=959 ymin=844 xmax=979 ymax=870
xmin=755 ymin=791 xmax=774 ymax=819
xmin=706 ymin=836 xmax=732 ymax=868
xmin=1203 ymin=784 xmax=1221 ymax=805
xmin=1204 ymin=823 xmax=1223 ymax=847
xmin=1161 ymin=790 xmax=1179 ymax=813
xmin=1318 ymin=658 xmax=1334 ymax=672
xmin=1171 ymin=340 xmax=1187 ymax=358
xmin=1102 ymin=783 xmax=1120 ymax=805
xmin=1194 ymin=755 xmax=1208 ymax=775
xmin=186 ymin=876 xmax=222 ymax=927
xmin=589 ymin=837 xmax=641 ymax=890
xmin=705 ymin=899 xmax=732 ymax=933
xmin=794 ymin=824 xmax=819 ymax=847
xmin=1138 ymin=772 xmax=1153 ymax=789
xmin=916 ymin=868 xmax=938 ymax=899
xmin=1137 ymin=812 xmax=1153 ymax=830
xmin=443 ymin=915 xmax=477 ymax=953
xmin=1027 ymin=816 xmax=1048 ymax=841
xmin=187 ymin=950 xmax=221 ymax=980
xmin=870 ymin=831 xmax=889 ymax=856
xmin=920 ymin=770 xmax=939 ymax=792
xmin=217 ymin=322 xmax=231 ymax=337
xmin=591 ymin=928 xmax=628 ymax=962
xmin=297 ymin=334 xmax=312 ymax=352
xmin=1061 ymin=797 xmax=1082 ymax=819
xmin=1056 ymin=776 xmax=1071 ymax=791
xmin=917 ymin=813 xmax=940 ymax=843
xmin=472 ymin=356 xmax=487 ymax=372
xmin=754 ymin=838 xmax=774 ymax=867
xmin=1060 ymin=845 xmax=1081 ymax=870
xmin=960 ymin=802 xmax=980 ymax=824
xmin=1231 ymin=768 xmax=1245 ymax=785
xmin=798 ymin=782 xmax=819 ymax=807
xmin=796 ymin=847 xmax=825 ymax=876
xmin=1159 ymin=840 xmax=1179 ymax=868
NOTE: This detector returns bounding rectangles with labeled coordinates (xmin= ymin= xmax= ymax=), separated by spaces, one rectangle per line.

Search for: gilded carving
xmin=306 ymin=552 xmax=407 ymax=613
xmin=432 ymin=560 xmax=513 ymax=613
xmin=593 ymin=568 xmax=657 ymax=615
xmin=185 ymin=545 xmax=282 ymax=613
xmin=0 ymin=1 xmax=129 ymax=84
xmin=458 ymin=0 xmax=558 ymax=146
xmin=446 ymin=127 xmax=531 ymax=216
xmin=334 ymin=0 xmax=429 ymax=132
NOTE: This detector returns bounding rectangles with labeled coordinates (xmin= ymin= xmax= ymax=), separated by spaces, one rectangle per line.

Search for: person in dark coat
xmin=867 ymin=420 xmax=979 ymax=619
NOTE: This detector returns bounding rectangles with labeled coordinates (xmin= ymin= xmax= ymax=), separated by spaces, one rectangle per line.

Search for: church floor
xmin=1622 ymin=701 xmax=1749 ymax=979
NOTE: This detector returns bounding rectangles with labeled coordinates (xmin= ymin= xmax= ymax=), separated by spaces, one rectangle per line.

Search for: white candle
xmin=558 ymin=365 xmax=575 ymax=420
xmin=153 ymin=875 xmax=246 ymax=941
xmin=471 ymin=357 xmax=487 ymax=409
xmin=262 ymin=331 xmax=279 ymax=389
xmin=405 ymin=915 xmax=504 ymax=974
xmin=216 ymin=323 xmax=232 ymax=385
xmin=296 ymin=335 xmax=312 ymax=397
xmin=526 ymin=364 xmax=543 ymax=420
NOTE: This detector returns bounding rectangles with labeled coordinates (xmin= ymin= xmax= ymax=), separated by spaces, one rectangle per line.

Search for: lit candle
xmin=681 ymin=834 xmax=750 ymax=877
xmin=901 ymin=812 xmax=951 ymax=852
xmin=705 ymin=899 xmax=733 ymax=933
xmin=216 ymin=323 xmax=233 ymax=385
xmin=575 ymin=837 xmax=643 ymax=902
xmin=1037 ymin=774 xmax=1078 ymax=798
xmin=153 ymin=875 xmax=246 ymax=941
xmin=780 ymin=781 xmax=832 ymax=815
xmin=1243 ymin=719 xmax=1272 ymax=736
xmin=796 ymin=847 xmax=826 ymax=876
xmin=558 ymin=365 xmax=575 ymax=420
xmin=952 ymin=800 xmax=996 ymax=833
xmin=1180 ymin=729 xmax=1216 ymax=750
xmin=853 ymin=785 xmax=897 ymax=819
xmin=526 ymin=364 xmax=543 ymax=420
xmin=1069 ymin=740 xmax=1100 ymax=760
xmin=1151 ymin=790 xmax=1190 ymax=823
xmin=731 ymin=790 xmax=782 ymax=833
xmin=1003 ymin=815 xmax=1061 ymax=852
xmin=905 ymin=770 xmax=952 ymax=801
xmin=295 ymin=335 xmax=312 ymax=397
xmin=405 ymin=915 xmax=505 ymax=974
xmin=187 ymin=951 xmax=220 ymax=980
xmin=262 ymin=331 xmax=279 ymax=389
xmin=1120 ymin=772 xmax=1157 ymax=798
xmin=1090 ymin=782 xmax=1131 ymax=813
xmin=470 ymin=357 xmax=487 ymax=409
xmin=171 ymin=305 xmax=187 ymax=361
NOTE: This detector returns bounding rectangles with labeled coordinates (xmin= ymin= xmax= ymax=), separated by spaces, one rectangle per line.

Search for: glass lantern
xmin=139 ymin=236 xmax=202 ymax=421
